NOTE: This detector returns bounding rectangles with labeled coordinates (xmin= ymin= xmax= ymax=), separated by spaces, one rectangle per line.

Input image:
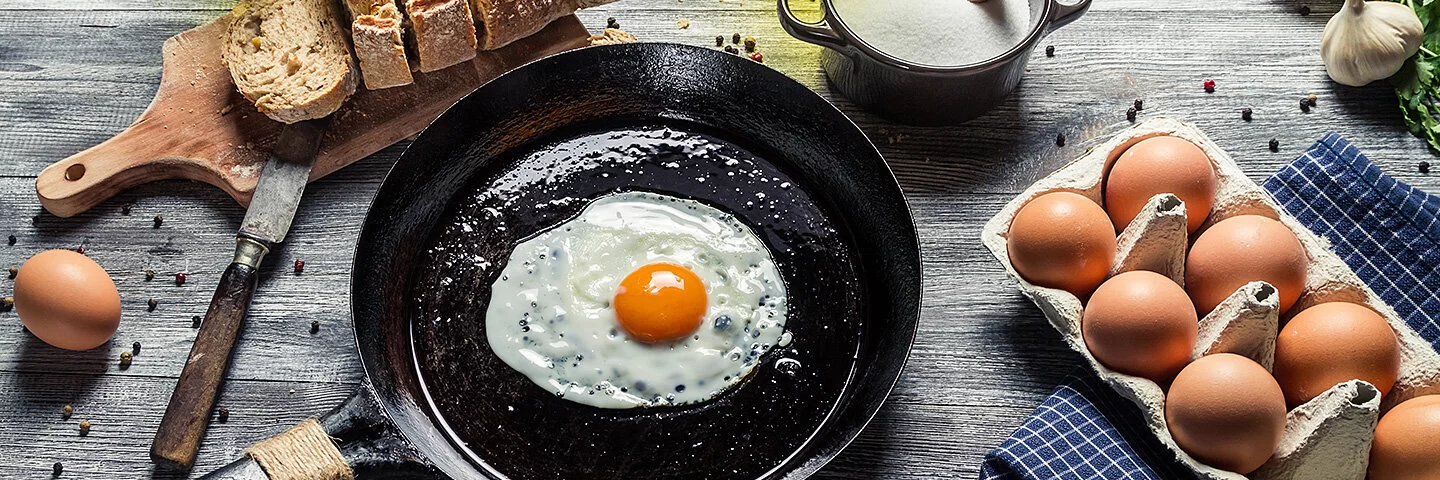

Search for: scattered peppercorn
xmin=6 ymin=235 xmax=14 ymax=246
xmin=119 ymin=351 xmax=133 ymax=368
xmin=749 ymin=52 xmax=764 ymax=63
xmin=1299 ymin=98 xmax=1310 ymax=112
xmin=715 ymin=35 xmax=724 ymax=47
xmin=1269 ymin=138 xmax=1280 ymax=152
xmin=145 ymin=270 xmax=155 ymax=281
xmin=744 ymin=36 xmax=756 ymax=52
xmin=78 ymin=420 xmax=91 ymax=436
xmin=724 ymin=45 xmax=738 ymax=54
xmin=1241 ymin=107 xmax=1253 ymax=121
xmin=121 ymin=202 xmax=132 ymax=216
xmin=732 ymin=33 xmax=741 ymax=44
xmin=53 ymin=462 xmax=62 ymax=476
xmin=2 ymin=297 xmax=13 ymax=312
xmin=7 ymin=266 xmax=16 ymax=279
xmin=1203 ymin=79 xmax=1216 ymax=93
xmin=310 ymin=320 xmax=320 ymax=334
xmin=153 ymin=215 xmax=163 ymax=228
xmin=62 ymin=405 xmax=73 ymax=418
xmin=1306 ymin=93 xmax=1318 ymax=106
xmin=174 ymin=272 xmax=187 ymax=286
xmin=1420 ymin=161 xmax=1431 ymax=174
xmin=294 ymin=259 xmax=305 ymax=274
xmin=147 ymin=298 xmax=158 ymax=311
xmin=217 ymin=407 xmax=230 ymax=423
xmin=192 ymin=315 xmax=202 ymax=328
xmin=1045 ymin=45 xmax=1054 ymax=57
xmin=132 ymin=341 xmax=141 ymax=355
xmin=1126 ymin=107 xmax=1137 ymax=122
xmin=75 ymin=245 xmax=85 ymax=255
xmin=1133 ymin=98 xmax=1144 ymax=111
xmin=1298 ymin=5 xmax=1311 ymax=16
xmin=1056 ymin=133 xmax=1066 ymax=147
xmin=606 ymin=17 xmax=619 ymax=29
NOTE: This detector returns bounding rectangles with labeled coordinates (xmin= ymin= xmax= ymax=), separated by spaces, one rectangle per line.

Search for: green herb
xmin=1393 ymin=0 xmax=1440 ymax=154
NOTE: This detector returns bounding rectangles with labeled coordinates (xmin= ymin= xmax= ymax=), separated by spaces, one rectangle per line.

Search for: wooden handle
xmin=152 ymin=238 xmax=267 ymax=470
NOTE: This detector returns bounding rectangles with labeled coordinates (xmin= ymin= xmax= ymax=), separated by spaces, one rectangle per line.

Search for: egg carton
xmin=980 ymin=117 xmax=1440 ymax=480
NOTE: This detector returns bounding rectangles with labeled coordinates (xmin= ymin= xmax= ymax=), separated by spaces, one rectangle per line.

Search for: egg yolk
xmin=613 ymin=263 xmax=707 ymax=343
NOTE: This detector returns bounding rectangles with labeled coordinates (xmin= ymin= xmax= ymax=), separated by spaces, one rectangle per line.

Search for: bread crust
xmin=470 ymin=0 xmax=614 ymax=50
xmin=352 ymin=2 xmax=414 ymax=89
xmin=406 ymin=0 xmax=478 ymax=72
xmin=222 ymin=0 xmax=358 ymax=123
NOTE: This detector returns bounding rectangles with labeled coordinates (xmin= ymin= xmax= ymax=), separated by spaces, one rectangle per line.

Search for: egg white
xmin=485 ymin=191 xmax=789 ymax=408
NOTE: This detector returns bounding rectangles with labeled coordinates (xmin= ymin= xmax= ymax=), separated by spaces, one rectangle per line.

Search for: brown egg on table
xmin=1104 ymin=136 xmax=1217 ymax=234
xmin=1369 ymin=395 xmax=1440 ymax=479
xmin=13 ymin=249 xmax=122 ymax=351
xmin=1165 ymin=353 xmax=1287 ymax=474
xmin=1082 ymin=270 xmax=1198 ymax=382
xmin=1272 ymin=302 xmax=1399 ymax=408
xmin=1185 ymin=215 xmax=1307 ymax=316
xmin=1006 ymin=191 xmax=1116 ymax=297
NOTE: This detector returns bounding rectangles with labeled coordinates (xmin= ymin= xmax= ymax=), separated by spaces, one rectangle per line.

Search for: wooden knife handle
xmin=151 ymin=237 xmax=269 ymax=470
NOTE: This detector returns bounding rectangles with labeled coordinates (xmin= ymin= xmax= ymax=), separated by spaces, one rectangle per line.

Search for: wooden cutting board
xmin=36 ymin=13 xmax=592 ymax=218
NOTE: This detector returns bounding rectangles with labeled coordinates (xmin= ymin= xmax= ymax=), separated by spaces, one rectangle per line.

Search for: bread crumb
xmin=589 ymin=28 xmax=638 ymax=46
xmin=677 ymin=19 xmax=690 ymax=29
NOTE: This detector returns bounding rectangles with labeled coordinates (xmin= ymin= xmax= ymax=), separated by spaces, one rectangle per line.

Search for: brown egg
xmin=1370 ymin=395 xmax=1440 ymax=479
xmin=1105 ymin=136 xmax=1217 ymax=233
xmin=1007 ymin=191 xmax=1116 ymax=297
xmin=1165 ymin=353 xmax=1287 ymax=474
xmin=1185 ymin=215 xmax=1307 ymax=316
xmin=1273 ymin=302 xmax=1399 ymax=408
xmin=14 ymin=249 xmax=122 ymax=351
xmin=1083 ymin=270 xmax=1198 ymax=382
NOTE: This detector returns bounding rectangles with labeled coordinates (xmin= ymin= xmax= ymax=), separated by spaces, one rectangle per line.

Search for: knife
xmin=150 ymin=118 xmax=328 ymax=470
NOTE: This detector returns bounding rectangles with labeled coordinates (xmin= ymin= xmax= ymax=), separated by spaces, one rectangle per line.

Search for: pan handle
xmin=1045 ymin=0 xmax=1093 ymax=34
xmin=198 ymin=386 xmax=440 ymax=479
xmin=776 ymin=0 xmax=849 ymax=52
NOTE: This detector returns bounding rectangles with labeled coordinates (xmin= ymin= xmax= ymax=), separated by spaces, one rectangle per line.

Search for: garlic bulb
xmin=1321 ymin=0 xmax=1423 ymax=87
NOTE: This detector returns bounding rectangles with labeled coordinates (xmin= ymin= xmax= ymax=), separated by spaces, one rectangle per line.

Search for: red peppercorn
xmin=76 ymin=245 xmax=85 ymax=255
xmin=1203 ymin=79 xmax=1216 ymax=93
xmin=175 ymin=272 xmax=187 ymax=286
xmin=294 ymin=259 xmax=305 ymax=274
xmin=749 ymin=52 xmax=763 ymax=63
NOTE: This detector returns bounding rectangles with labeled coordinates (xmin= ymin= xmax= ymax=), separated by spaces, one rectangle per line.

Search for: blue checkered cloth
xmin=980 ymin=133 xmax=1440 ymax=480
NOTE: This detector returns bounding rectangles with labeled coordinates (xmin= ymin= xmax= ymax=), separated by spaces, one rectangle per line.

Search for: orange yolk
xmin=613 ymin=263 xmax=707 ymax=343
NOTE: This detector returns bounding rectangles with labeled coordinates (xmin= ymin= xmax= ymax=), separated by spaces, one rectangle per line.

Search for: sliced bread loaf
xmin=350 ymin=1 xmax=414 ymax=89
xmin=470 ymin=0 xmax=614 ymax=50
xmin=223 ymin=0 xmax=358 ymax=123
xmin=406 ymin=0 xmax=478 ymax=72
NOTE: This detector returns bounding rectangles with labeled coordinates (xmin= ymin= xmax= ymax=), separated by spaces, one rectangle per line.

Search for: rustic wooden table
xmin=2 ymin=0 xmax=1438 ymax=478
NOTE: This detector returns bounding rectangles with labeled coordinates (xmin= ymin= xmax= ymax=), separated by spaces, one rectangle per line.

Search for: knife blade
xmin=150 ymin=118 xmax=328 ymax=470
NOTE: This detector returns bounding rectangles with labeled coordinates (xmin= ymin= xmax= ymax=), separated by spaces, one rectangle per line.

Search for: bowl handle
xmin=1046 ymin=0 xmax=1093 ymax=33
xmin=777 ymin=0 xmax=848 ymax=52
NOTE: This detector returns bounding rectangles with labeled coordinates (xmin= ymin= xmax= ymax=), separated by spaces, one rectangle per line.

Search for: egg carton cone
xmin=980 ymin=117 xmax=1440 ymax=480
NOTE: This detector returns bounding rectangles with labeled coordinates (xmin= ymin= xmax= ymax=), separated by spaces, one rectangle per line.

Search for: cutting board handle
xmin=37 ymin=130 xmax=249 ymax=218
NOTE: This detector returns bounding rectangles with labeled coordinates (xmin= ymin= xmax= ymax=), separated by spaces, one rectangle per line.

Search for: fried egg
xmin=486 ymin=191 xmax=789 ymax=408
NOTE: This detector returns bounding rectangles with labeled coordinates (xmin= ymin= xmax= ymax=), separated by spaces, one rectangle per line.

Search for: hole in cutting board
xmin=64 ymin=164 xmax=86 ymax=181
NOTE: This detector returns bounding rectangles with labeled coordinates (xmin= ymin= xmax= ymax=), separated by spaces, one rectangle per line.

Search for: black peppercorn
xmin=53 ymin=462 xmax=62 ymax=476
xmin=1045 ymin=45 xmax=1054 ymax=57
xmin=1299 ymin=98 xmax=1310 ymax=112
xmin=192 ymin=315 xmax=202 ymax=328
xmin=732 ymin=33 xmax=741 ymax=44
xmin=218 ymin=407 xmax=230 ymax=422
xmin=1269 ymin=138 xmax=1280 ymax=152
xmin=148 ymin=298 xmax=158 ymax=311
xmin=1420 ymin=161 xmax=1431 ymax=174
xmin=121 ymin=202 xmax=132 ymax=216
xmin=1126 ymin=107 xmax=1137 ymax=122
xmin=1298 ymin=5 xmax=1311 ymax=16
xmin=153 ymin=215 xmax=163 ymax=228
xmin=132 ymin=341 xmax=141 ymax=355
xmin=723 ymin=45 xmax=738 ymax=54
xmin=1241 ymin=107 xmax=1253 ymax=121
xmin=1056 ymin=133 xmax=1066 ymax=147
xmin=7 ymin=235 xmax=15 ymax=246
xmin=7 ymin=266 xmax=15 ymax=279
xmin=715 ymin=35 xmax=723 ymax=47
xmin=310 ymin=320 xmax=320 ymax=334
xmin=1133 ymin=98 xmax=1144 ymax=111
xmin=606 ymin=17 xmax=618 ymax=29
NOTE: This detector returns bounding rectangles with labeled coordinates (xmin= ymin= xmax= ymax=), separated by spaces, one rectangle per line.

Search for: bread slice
xmin=350 ymin=1 xmax=414 ymax=89
xmin=223 ymin=0 xmax=358 ymax=123
xmin=469 ymin=0 xmax=615 ymax=51
xmin=406 ymin=0 xmax=478 ymax=72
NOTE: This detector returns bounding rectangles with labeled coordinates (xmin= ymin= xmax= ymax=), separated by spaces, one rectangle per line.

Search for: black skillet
xmin=202 ymin=42 xmax=919 ymax=480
